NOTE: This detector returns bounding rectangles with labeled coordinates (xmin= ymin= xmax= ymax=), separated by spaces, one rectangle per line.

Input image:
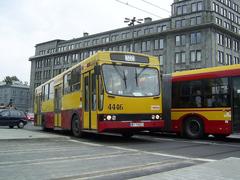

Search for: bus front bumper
xmin=98 ymin=120 xmax=164 ymax=133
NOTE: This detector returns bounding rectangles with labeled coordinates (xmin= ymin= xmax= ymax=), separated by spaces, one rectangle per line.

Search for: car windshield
xmin=102 ymin=64 xmax=160 ymax=97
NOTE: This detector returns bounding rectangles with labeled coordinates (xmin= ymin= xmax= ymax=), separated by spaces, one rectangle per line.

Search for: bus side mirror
xmin=94 ymin=65 xmax=100 ymax=75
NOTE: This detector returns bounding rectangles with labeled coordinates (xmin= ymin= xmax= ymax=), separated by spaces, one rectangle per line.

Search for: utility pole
xmin=124 ymin=17 xmax=143 ymax=52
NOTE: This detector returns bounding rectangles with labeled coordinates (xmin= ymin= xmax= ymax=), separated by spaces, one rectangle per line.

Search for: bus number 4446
xmin=108 ymin=104 xmax=123 ymax=110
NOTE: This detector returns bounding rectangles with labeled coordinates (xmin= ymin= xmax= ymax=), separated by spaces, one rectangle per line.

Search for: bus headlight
xmin=151 ymin=115 xmax=155 ymax=120
xmin=156 ymin=115 xmax=160 ymax=120
xmin=112 ymin=115 xmax=117 ymax=121
xmin=106 ymin=115 xmax=112 ymax=121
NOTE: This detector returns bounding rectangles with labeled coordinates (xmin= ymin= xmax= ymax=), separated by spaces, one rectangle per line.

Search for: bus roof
xmin=35 ymin=51 xmax=159 ymax=92
xmin=172 ymin=64 xmax=240 ymax=82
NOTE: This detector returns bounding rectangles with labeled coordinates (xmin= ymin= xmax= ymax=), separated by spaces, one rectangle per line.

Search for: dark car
xmin=0 ymin=109 xmax=28 ymax=128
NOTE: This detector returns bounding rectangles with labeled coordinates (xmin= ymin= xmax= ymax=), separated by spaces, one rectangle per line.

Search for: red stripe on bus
xmin=171 ymin=119 xmax=232 ymax=135
xmin=171 ymin=108 xmax=231 ymax=112
xmin=173 ymin=69 xmax=240 ymax=82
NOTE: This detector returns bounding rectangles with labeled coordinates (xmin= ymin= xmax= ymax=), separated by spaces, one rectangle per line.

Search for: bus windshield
xmin=102 ymin=64 xmax=160 ymax=97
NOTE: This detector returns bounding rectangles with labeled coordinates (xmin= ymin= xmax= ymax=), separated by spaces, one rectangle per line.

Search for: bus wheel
xmin=71 ymin=115 xmax=83 ymax=137
xmin=121 ymin=133 xmax=134 ymax=139
xmin=184 ymin=117 xmax=203 ymax=139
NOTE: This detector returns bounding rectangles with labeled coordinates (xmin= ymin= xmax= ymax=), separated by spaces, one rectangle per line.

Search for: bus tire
xmin=184 ymin=117 xmax=203 ymax=139
xmin=71 ymin=115 xmax=83 ymax=137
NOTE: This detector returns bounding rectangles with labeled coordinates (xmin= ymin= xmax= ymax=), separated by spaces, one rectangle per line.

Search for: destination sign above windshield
xmin=110 ymin=53 xmax=149 ymax=63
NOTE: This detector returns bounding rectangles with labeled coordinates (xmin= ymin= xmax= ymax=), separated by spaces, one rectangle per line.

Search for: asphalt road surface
xmin=1 ymin=124 xmax=240 ymax=180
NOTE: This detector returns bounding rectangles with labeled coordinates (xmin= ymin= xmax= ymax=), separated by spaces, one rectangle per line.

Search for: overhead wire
xmin=115 ymin=0 xmax=163 ymax=18
xmin=140 ymin=0 xmax=171 ymax=13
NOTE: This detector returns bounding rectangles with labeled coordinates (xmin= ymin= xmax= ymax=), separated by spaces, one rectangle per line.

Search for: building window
xmin=197 ymin=2 xmax=203 ymax=11
xmin=183 ymin=5 xmax=187 ymax=14
xmin=192 ymin=3 xmax=197 ymax=12
xmin=234 ymin=57 xmax=240 ymax=64
xmin=190 ymin=32 xmax=201 ymax=44
xmin=122 ymin=33 xmax=128 ymax=39
xmin=224 ymin=21 xmax=230 ymax=29
xmin=190 ymin=50 xmax=201 ymax=62
xmin=162 ymin=25 xmax=167 ymax=31
xmin=225 ymin=36 xmax=231 ymax=49
xmin=144 ymin=28 xmax=153 ymax=34
xmin=159 ymin=55 xmax=164 ymax=66
xmin=190 ymin=17 xmax=196 ymax=26
xmin=154 ymin=39 xmax=164 ymax=49
xmin=146 ymin=41 xmax=151 ymax=51
xmin=159 ymin=39 xmax=164 ymax=49
xmin=196 ymin=16 xmax=202 ymax=24
xmin=175 ymin=35 xmax=186 ymax=46
xmin=225 ymin=54 xmax=233 ymax=65
xmin=191 ymin=16 xmax=202 ymax=26
xmin=157 ymin=25 xmax=167 ymax=32
xmin=175 ymin=52 xmax=186 ymax=64
xmin=216 ymin=33 xmax=224 ymax=46
xmin=177 ymin=6 xmax=182 ymax=15
xmin=176 ymin=19 xmax=186 ymax=28
xmin=142 ymin=41 xmax=146 ymax=52
xmin=216 ymin=17 xmax=223 ymax=26
xmin=233 ymin=40 xmax=239 ymax=51
xmin=217 ymin=51 xmax=224 ymax=64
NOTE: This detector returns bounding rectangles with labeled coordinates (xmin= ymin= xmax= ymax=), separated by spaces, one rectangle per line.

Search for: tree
xmin=3 ymin=76 xmax=20 ymax=85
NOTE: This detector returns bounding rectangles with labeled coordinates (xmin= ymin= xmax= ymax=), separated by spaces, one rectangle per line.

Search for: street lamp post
xmin=124 ymin=17 xmax=143 ymax=52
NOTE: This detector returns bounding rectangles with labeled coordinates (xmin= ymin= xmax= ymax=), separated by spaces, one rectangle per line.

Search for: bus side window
xmin=71 ymin=66 xmax=81 ymax=92
xmin=91 ymin=73 xmax=97 ymax=111
xmin=98 ymin=76 xmax=104 ymax=111
xmin=84 ymin=76 xmax=89 ymax=112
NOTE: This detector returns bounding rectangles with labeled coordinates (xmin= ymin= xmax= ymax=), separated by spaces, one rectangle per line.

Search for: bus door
xmin=232 ymin=77 xmax=240 ymax=133
xmin=83 ymin=70 xmax=97 ymax=130
xmin=54 ymin=85 xmax=62 ymax=127
xmin=36 ymin=94 xmax=42 ymax=126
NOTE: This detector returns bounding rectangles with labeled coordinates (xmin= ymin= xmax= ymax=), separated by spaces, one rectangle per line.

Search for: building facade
xmin=29 ymin=0 xmax=240 ymax=110
xmin=0 ymin=81 xmax=30 ymax=112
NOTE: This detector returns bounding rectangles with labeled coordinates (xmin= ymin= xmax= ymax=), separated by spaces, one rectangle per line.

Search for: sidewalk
xmin=0 ymin=127 xmax=69 ymax=140
xmin=132 ymin=157 xmax=240 ymax=180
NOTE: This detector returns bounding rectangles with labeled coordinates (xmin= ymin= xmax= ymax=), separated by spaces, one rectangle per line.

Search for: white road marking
xmin=69 ymin=138 xmax=216 ymax=163
xmin=71 ymin=160 xmax=192 ymax=180
xmin=68 ymin=139 xmax=103 ymax=147
xmin=137 ymin=135 xmax=240 ymax=148
xmin=0 ymin=151 xmax=139 ymax=167
xmin=108 ymin=145 xmax=215 ymax=162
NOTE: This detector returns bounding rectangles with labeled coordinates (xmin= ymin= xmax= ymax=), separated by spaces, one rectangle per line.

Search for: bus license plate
xmin=130 ymin=123 xmax=144 ymax=127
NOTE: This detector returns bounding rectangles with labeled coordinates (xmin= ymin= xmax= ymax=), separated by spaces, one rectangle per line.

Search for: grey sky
xmin=0 ymin=0 xmax=172 ymax=83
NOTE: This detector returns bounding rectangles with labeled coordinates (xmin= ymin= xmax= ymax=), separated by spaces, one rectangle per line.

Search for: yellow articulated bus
xmin=163 ymin=64 xmax=240 ymax=139
xmin=34 ymin=51 xmax=164 ymax=137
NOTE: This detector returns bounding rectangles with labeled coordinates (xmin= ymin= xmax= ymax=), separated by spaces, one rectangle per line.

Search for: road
xmin=0 ymin=123 xmax=240 ymax=179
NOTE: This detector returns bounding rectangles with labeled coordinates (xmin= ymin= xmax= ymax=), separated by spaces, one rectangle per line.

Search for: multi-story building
xmin=0 ymin=81 xmax=30 ymax=112
xmin=29 ymin=0 xmax=240 ymax=110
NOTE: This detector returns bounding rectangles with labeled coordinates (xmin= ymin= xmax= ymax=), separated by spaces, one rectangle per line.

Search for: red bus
xmin=163 ymin=64 xmax=240 ymax=139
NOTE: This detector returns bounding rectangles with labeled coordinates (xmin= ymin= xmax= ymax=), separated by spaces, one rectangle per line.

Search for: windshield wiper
xmin=123 ymin=70 xmax=127 ymax=89
xmin=113 ymin=65 xmax=127 ymax=89
xmin=135 ymin=67 xmax=147 ymax=87
xmin=135 ymin=68 xmax=138 ymax=87
xmin=137 ymin=67 xmax=147 ymax=78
